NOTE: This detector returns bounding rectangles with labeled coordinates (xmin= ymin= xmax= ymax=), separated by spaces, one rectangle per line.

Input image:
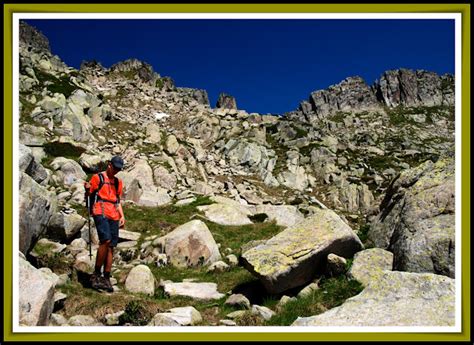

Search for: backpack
xmin=85 ymin=172 xmax=120 ymax=213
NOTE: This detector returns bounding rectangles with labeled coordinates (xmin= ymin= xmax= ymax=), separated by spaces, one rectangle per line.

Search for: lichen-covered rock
xmin=292 ymin=271 xmax=455 ymax=326
xmin=348 ymin=248 xmax=393 ymax=287
xmin=369 ymin=157 xmax=455 ymax=277
xmin=241 ymin=208 xmax=363 ymax=294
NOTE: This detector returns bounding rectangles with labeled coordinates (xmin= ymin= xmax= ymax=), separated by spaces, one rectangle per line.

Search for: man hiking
xmin=85 ymin=155 xmax=125 ymax=292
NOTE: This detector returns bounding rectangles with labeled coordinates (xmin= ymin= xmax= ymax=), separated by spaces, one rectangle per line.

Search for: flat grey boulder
xmin=241 ymin=208 xmax=363 ymax=294
xmin=161 ymin=281 xmax=225 ymax=300
xmin=292 ymin=271 xmax=455 ymax=326
xmin=137 ymin=189 xmax=172 ymax=207
xmin=255 ymin=205 xmax=304 ymax=228
xmin=197 ymin=203 xmax=253 ymax=226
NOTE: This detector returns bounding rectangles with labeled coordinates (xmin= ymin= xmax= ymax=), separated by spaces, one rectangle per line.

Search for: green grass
xmin=33 ymin=68 xmax=78 ymax=98
xmin=299 ymin=142 xmax=322 ymax=157
xmin=357 ymin=224 xmax=375 ymax=249
xmin=328 ymin=111 xmax=350 ymax=123
xmin=31 ymin=241 xmax=74 ymax=274
xmin=291 ymin=124 xmax=309 ymax=138
xmin=125 ymin=195 xmax=284 ymax=254
xmin=263 ymin=275 xmax=363 ymax=326
xmin=19 ymin=94 xmax=39 ymax=124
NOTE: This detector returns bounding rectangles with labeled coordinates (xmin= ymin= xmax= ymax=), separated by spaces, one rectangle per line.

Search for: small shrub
xmin=43 ymin=141 xmax=86 ymax=159
xmin=357 ymin=224 xmax=374 ymax=248
xmin=119 ymin=300 xmax=150 ymax=326
xmin=249 ymin=213 xmax=268 ymax=223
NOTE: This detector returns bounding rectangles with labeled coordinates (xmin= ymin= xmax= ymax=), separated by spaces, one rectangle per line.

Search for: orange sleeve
xmin=89 ymin=174 xmax=100 ymax=193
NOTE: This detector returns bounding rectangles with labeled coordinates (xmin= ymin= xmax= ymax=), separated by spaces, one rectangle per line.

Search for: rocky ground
xmin=18 ymin=21 xmax=456 ymax=327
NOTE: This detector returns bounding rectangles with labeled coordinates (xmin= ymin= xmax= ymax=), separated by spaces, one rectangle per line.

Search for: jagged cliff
xmin=17 ymin=21 xmax=456 ymax=327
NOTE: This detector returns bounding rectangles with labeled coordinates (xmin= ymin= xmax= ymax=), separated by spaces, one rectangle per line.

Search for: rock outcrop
xmin=369 ymin=157 xmax=455 ymax=278
xmin=373 ymin=68 xmax=454 ymax=107
xmin=216 ymin=93 xmax=237 ymax=109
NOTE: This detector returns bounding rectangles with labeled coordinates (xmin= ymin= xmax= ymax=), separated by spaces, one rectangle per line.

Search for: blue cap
xmin=110 ymin=156 xmax=124 ymax=170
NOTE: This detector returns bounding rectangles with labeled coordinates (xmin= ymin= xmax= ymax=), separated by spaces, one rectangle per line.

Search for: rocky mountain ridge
xmin=18 ymin=21 xmax=456 ymax=328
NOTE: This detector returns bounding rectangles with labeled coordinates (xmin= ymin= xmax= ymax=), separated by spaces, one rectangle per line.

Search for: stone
xmin=161 ymin=281 xmax=225 ymax=300
xmin=348 ymin=248 xmax=393 ymax=287
xmin=241 ymin=208 xmax=363 ymax=294
xmin=124 ymin=264 xmax=156 ymax=296
xmin=292 ymin=271 xmax=455 ymax=326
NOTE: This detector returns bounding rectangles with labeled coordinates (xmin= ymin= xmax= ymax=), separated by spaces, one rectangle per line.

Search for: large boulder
xmin=292 ymin=271 xmax=455 ymax=326
xmin=46 ymin=210 xmax=87 ymax=242
xmin=50 ymin=157 xmax=87 ymax=186
xmin=369 ymin=157 xmax=455 ymax=277
xmin=19 ymin=172 xmax=57 ymax=254
xmin=155 ymin=220 xmax=221 ymax=268
xmin=19 ymin=255 xmax=56 ymax=325
xmin=241 ymin=208 xmax=363 ymax=294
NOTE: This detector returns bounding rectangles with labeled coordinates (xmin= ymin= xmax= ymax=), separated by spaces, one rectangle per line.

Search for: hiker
xmin=84 ymin=155 xmax=125 ymax=292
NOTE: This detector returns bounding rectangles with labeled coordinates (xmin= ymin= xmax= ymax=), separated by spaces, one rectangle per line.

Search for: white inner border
xmin=12 ymin=12 xmax=462 ymax=334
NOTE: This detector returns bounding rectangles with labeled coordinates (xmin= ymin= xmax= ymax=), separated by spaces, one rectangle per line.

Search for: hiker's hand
xmin=84 ymin=182 xmax=91 ymax=190
xmin=119 ymin=217 xmax=125 ymax=228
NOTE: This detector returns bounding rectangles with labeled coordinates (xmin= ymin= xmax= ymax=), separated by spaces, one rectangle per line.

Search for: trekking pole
xmin=84 ymin=183 xmax=93 ymax=260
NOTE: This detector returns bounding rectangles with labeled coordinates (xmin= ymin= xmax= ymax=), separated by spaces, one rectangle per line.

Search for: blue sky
xmin=24 ymin=19 xmax=455 ymax=115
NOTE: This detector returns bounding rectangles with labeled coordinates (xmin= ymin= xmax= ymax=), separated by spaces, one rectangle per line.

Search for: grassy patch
xmin=43 ymin=141 xmax=86 ymax=159
xmin=263 ymin=275 xmax=363 ymax=326
xmin=125 ymin=195 xmax=284 ymax=254
xmin=31 ymin=242 xmax=74 ymax=275
xmin=19 ymin=94 xmax=39 ymax=124
xmin=299 ymin=142 xmax=322 ymax=157
xmin=357 ymin=224 xmax=374 ymax=248
xmin=328 ymin=111 xmax=349 ymax=123
xmin=34 ymin=68 xmax=77 ymax=98
xmin=291 ymin=124 xmax=309 ymax=138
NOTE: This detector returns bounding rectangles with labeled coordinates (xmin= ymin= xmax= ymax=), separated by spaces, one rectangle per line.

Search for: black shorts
xmin=93 ymin=215 xmax=119 ymax=247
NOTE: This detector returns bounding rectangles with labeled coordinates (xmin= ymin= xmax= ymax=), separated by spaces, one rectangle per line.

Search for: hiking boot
xmin=99 ymin=276 xmax=114 ymax=293
xmin=90 ymin=273 xmax=102 ymax=290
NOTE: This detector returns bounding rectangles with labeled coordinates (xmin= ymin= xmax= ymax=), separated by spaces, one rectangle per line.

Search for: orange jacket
xmin=89 ymin=172 xmax=123 ymax=220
